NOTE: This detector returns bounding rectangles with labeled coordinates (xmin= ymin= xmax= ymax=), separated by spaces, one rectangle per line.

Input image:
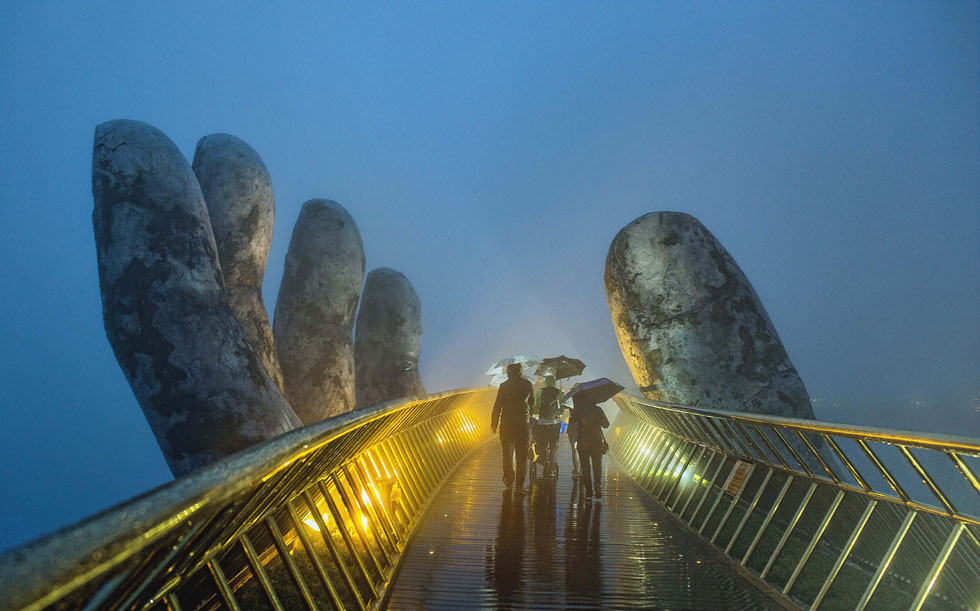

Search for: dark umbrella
xmin=563 ymin=378 xmax=624 ymax=405
xmin=534 ymin=355 xmax=586 ymax=380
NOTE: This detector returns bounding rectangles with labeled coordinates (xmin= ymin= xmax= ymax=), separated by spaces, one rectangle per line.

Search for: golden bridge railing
xmin=0 ymin=388 xmax=496 ymax=611
xmin=609 ymin=394 xmax=980 ymax=611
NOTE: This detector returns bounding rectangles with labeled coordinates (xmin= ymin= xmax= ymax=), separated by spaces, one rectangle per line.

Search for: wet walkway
xmin=384 ymin=437 xmax=780 ymax=610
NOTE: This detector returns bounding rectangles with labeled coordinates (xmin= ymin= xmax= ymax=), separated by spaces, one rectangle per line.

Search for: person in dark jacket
xmin=568 ymin=395 xmax=609 ymax=499
xmin=491 ymin=363 xmax=533 ymax=493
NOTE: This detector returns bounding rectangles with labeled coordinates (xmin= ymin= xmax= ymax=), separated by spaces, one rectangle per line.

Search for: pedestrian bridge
xmin=2 ymin=388 xmax=979 ymax=610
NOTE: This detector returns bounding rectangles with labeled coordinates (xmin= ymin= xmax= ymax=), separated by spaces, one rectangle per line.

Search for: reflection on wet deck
xmin=384 ymin=438 xmax=779 ymax=609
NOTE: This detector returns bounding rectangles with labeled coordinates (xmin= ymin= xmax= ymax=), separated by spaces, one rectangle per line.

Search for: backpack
xmin=539 ymin=386 xmax=561 ymax=419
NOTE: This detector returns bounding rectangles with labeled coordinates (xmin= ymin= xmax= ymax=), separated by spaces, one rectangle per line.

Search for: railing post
xmin=909 ymin=523 xmax=965 ymax=611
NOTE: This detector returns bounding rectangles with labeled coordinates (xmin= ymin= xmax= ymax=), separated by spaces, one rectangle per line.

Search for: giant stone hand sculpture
xmin=605 ymin=212 xmax=816 ymax=420
xmin=192 ymin=134 xmax=285 ymax=394
xmin=274 ymin=199 xmax=365 ymax=423
xmin=355 ymin=268 xmax=426 ymax=408
xmin=92 ymin=120 xmax=301 ymax=477
xmin=605 ymin=212 xmax=835 ymax=470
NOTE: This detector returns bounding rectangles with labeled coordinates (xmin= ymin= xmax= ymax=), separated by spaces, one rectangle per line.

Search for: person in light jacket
xmin=531 ymin=375 xmax=564 ymax=478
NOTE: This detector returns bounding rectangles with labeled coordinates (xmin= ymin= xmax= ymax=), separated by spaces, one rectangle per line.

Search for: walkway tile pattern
xmin=384 ymin=437 xmax=779 ymax=609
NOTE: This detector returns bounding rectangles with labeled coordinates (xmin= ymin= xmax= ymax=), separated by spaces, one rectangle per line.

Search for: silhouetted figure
xmin=568 ymin=395 xmax=610 ymax=499
xmin=491 ymin=363 xmax=533 ymax=493
xmin=531 ymin=374 xmax=564 ymax=478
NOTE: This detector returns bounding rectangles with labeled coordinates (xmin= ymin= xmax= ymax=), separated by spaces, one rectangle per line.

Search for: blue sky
xmin=0 ymin=2 xmax=977 ymax=551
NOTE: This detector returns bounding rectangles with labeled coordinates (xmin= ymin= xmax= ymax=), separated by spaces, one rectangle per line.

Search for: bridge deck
xmin=384 ymin=437 xmax=780 ymax=609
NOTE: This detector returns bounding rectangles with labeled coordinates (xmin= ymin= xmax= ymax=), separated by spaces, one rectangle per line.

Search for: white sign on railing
xmin=723 ymin=460 xmax=751 ymax=495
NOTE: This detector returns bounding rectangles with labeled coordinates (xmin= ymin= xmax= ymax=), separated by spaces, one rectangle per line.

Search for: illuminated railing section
xmin=0 ymin=388 xmax=496 ymax=611
xmin=609 ymin=394 xmax=980 ymax=611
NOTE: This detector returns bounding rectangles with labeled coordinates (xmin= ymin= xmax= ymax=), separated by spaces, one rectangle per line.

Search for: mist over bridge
xmin=2 ymin=387 xmax=978 ymax=611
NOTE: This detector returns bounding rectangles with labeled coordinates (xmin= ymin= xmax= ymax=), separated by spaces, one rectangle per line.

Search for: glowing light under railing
xmin=361 ymin=515 xmax=369 ymax=531
xmin=680 ymin=466 xmax=694 ymax=485
xmin=437 ymin=435 xmax=444 ymax=444
xmin=302 ymin=512 xmax=329 ymax=532
xmin=361 ymin=489 xmax=371 ymax=506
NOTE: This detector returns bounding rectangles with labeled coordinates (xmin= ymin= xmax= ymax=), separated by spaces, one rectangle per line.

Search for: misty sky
xmin=0 ymin=2 xmax=977 ymax=551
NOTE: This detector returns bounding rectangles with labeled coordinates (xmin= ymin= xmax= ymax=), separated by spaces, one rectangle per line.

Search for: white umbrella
xmin=487 ymin=373 xmax=536 ymax=387
xmin=485 ymin=355 xmax=542 ymax=376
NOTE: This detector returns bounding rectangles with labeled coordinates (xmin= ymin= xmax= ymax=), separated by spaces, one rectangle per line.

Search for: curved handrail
xmin=610 ymin=393 xmax=980 ymax=610
xmin=0 ymin=387 xmax=497 ymax=611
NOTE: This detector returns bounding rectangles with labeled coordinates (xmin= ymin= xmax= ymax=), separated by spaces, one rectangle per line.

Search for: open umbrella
xmin=485 ymin=355 xmax=542 ymax=376
xmin=563 ymin=378 xmax=624 ymax=405
xmin=534 ymin=355 xmax=586 ymax=380
xmin=487 ymin=372 xmax=535 ymax=387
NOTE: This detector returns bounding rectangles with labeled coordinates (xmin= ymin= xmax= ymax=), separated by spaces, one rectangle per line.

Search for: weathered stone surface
xmin=605 ymin=212 xmax=816 ymax=420
xmin=192 ymin=134 xmax=284 ymax=394
xmin=355 ymin=268 xmax=425 ymax=407
xmin=274 ymin=199 xmax=365 ymax=423
xmin=92 ymin=119 xmax=301 ymax=477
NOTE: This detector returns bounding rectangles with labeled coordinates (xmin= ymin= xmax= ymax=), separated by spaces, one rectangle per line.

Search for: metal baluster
xmin=164 ymin=592 xmax=182 ymax=611
xmin=947 ymin=452 xmax=980 ymax=503
xmin=679 ymin=451 xmax=717 ymax=520
xmin=667 ymin=446 xmax=707 ymax=511
xmin=909 ymin=523 xmax=964 ymax=611
xmin=632 ymin=427 xmax=660 ymax=470
xmin=751 ymin=423 xmax=791 ymax=470
xmin=782 ymin=490 xmax=845 ymax=595
xmin=401 ymin=428 xmax=437 ymax=493
xmin=742 ymin=475 xmax=794 ymax=566
xmin=810 ymin=499 xmax=877 ymax=609
xmin=285 ymin=499 xmax=346 ymax=609
xmin=724 ymin=469 xmax=774 ymax=554
xmin=822 ymin=435 xmax=871 ymax=491
xmin=642 ymin=433 xmax=676 ymax=490
xmin=855 ymin=440 xmax=911 ymax=503
xmin=240 ymin=533 xmax=286 ymax=611
xmin=350 ymin=461 xmax=400 ymax=548
xmin=794 ymin=430 xmax=840 ymax=482
xmin=318 ymin=481 xmax=379 ymax=598
xmin=301 ymin=490 xmax=369 ymax=609
xmin=855 ymin=510 xmax=916 ymax=611
xmin=266 ymin=515 xmax=317 ymax=610
xmin=692 ymin=458 xmax=731 ymax=531
xmin=896 ymin=446 xmax=958 ymax=516
xmin=377 ymin=442 xmax=421 ymax=520
xmin=206 ymin=560 xmax=241 ymax=611
xmin=634 ymin=430 xmax=668 ymax=488
xmin=338 ymin=468 xmax=393 ymax=565
xmin=385 ymin=436 xmax=427 ymax=508
xmin=654 ymin=441 xmax=691 ymax=499
xmin=328 ymin=473 xmax=387 ymax=576
xmin=710 ymin=464 xmax=758 ymax=544
xmin=734 ymin=421 xmax=771 ymax=465
xmin=771 ymin=427 xmax=814 ymax=476
xmin=761 ymin=482 xmax=817 ymax=579
xmin=627 ymin=427 xmax=657 ymax=472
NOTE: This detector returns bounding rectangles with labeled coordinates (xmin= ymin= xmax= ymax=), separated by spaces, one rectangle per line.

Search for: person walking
xmin=531 ymin=375 xmax=563 ymax=478
xmin=568 ymin=395 xmax=610 ymax=499
xmin=491 ymin=363 xmax=533 ymax=494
